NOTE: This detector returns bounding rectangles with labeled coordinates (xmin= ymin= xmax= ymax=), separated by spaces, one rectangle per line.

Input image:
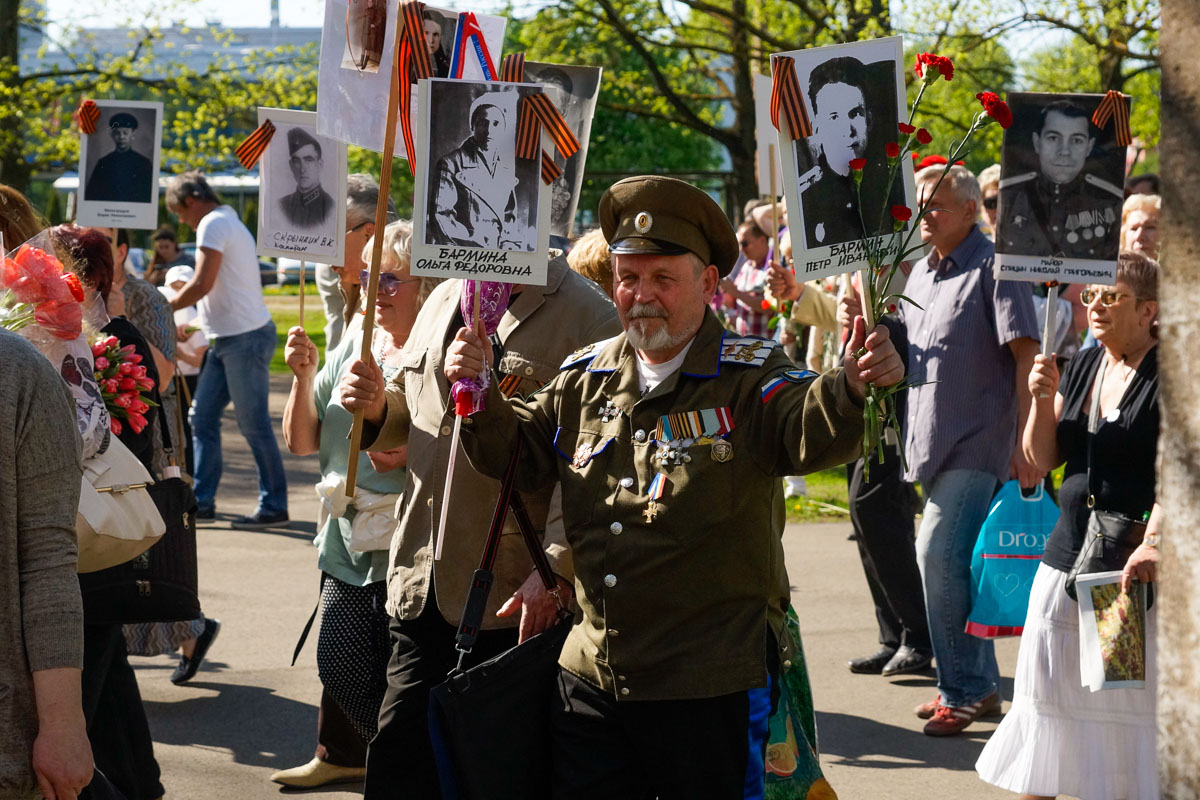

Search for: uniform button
xmin=610 ymin=522 xmax=623 ymax=535
xmin=620 ymin=687 xmax=630 ymax=696
xmin=620 ymin=477 xmax=634 ymax=489
xmin=783 ymin=659 xmax=793 ymax=669
xmin=604 ymin=574 xmax=617 ymax=588
xmin=426 ymin=497 xmax=433 ymax=507
xmin=440 ymin=425 xmax=452 ymax=436
xmin=634 ymin=429 xmax=647 ymax=442
xmin=618 ymin=675 xmax=627 ymax=681
xmin=608 ymin=628 xmax=619 ymax=637
xmin=524 ymin=366 xmax=534 ymax=376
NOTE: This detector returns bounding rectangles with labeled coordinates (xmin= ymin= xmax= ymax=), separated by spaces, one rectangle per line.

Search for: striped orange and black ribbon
xmin=540 ymin=152 xmax=562 ymax=183
xmin=76 ymin=100 xmax=101 ymax=135
xmin=235 ymin=119 xmax=276 ymax=170
xmin=500 ymin=52 xmax=525 ymax=83
xmin=397 ymin=0 xmax=434 ymax=174
xmin=524 ymin=93 xmax=580 ymax=160
xmin=1092 ymin=90 xmax=1132 ymax=147
xmin=769 ymin=56 xmax=812 ymax=139
xmin=502 ymin=52 xmax=578 ymax=184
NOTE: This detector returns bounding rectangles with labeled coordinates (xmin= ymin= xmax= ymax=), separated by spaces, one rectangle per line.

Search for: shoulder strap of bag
xmin=1086 ymin=353 xmax=1106 ymax=508
xmin=452 ymin=433 xmax=566 ymax=666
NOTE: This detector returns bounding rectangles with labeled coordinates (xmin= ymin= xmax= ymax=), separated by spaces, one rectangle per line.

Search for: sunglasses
xmin=1080 ymin=288 xmax=1135 ymax=307
xmin=360 ymin=270 xmax=420 ymax=296
xmin=983 ymin=196 xmax=998 ymax=210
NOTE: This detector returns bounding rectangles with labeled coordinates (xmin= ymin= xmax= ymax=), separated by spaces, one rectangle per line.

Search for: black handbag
xmin=1065 ymin=358 xmax=1150 ymax=601
xmin=80 ymin=397 xmax=201 ymax=624
xmin=428 ymin=436 xmax=571 ymax=800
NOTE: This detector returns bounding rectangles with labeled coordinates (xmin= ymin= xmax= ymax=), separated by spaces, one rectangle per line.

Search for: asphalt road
xmin=131 ymin=375 xmax=1021 ymax=799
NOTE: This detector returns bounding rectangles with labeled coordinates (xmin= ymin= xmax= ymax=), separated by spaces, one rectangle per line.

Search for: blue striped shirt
xmin=900 ymin=226 xmax=1039 ymax=486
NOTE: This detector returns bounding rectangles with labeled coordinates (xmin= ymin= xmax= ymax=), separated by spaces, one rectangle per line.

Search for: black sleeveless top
xmin=1041 ymin=345 xmax=1159 ymax=572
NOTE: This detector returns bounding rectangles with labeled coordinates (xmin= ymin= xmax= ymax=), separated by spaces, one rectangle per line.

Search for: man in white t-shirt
xmin=166 ymin=171 xmax=289 ymax=527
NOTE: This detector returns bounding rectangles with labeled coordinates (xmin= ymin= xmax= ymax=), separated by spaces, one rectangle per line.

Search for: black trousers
xmin=848 ymin=449 xmax=931 ymax=652
xmin=363 ymin=592 xmax=518 ymax=800
xmin=81 ymin=624 xmax=164 ymax=800
xmin=551 ymin=668 xmax=769 ymax=800
xmin=316 ymin=688 xmax=367 ymax=767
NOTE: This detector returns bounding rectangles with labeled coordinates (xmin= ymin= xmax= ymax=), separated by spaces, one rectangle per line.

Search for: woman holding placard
xmin=976 ymin=251 xmax=1162 ymax=799
xmin=273 ymin=220 xmax=438 ymax=789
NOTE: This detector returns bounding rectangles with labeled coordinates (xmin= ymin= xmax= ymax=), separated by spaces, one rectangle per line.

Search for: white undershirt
xmin=634 ymin=338 xmax=695 ymax=395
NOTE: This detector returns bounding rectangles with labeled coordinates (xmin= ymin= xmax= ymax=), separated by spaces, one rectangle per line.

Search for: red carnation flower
xmin=916 ymin=128 xmax=933 ymax=145
xmin=976 ymin=91 xmax=1013 ymax=129
xmin=911 ymin=152 xmax=921 ymax=163
xmin=890 ymin=205 xmax=913 ymax=222
xmin=888 ymin=303 xmax=898 ymax=313
xmin=848 ymin=157 xmax=867 ymax=171
xmin=914 ymin=52 xmax=954 ymax=82
xmin=760 ymin=300 xmax=772 ymax=311
xmin=885 ymin=142 xmax=901 ymax=158
xmin=898 ymin=122 xmax=916 ymax=135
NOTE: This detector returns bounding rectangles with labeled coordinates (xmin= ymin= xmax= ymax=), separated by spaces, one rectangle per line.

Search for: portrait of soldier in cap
xmin=427 ymin=84 xmax=537 ymax=252
xmin=278 ymin=126 xmax=336 ymax=230
xmin=84 ymin=110 xmax=155 ymax=203
xmin=794 ymin=54 xmax=904 ymax=250
xmin=997 ymin=95 xmax=1125 ymax=261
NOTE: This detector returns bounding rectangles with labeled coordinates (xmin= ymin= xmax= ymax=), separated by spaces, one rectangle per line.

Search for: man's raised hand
xmin=842 ymin=317 xmax=904 ymax=400
xmin=444 ymin=325 xmax=491 ymax=384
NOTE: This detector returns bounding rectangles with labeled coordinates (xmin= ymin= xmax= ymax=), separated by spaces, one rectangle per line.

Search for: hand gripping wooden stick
xmin=345 ymin=4 xmax=405 ymax=498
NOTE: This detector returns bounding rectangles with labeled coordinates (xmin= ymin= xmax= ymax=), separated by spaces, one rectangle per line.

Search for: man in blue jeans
xmin=165 ymin=171 xmax=289 ymax=527
xmin=901 ymin=165 xmax=1041 ymax=736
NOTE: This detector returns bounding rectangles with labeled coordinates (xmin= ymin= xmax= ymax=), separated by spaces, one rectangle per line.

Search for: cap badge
xmin=634 ymin=212 xmax=653 ymax=234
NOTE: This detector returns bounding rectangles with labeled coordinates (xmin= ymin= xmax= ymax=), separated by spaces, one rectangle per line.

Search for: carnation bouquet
xmin=848 ymin=52 xmax=1012 ymax=476
xmin=91 ymin=335 xmax=157 ymax=436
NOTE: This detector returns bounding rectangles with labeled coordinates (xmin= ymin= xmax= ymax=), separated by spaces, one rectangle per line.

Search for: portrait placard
xmin=524 ymin=61 xmax=601 ymax=238
xmin=317 ymin=0 xmax=506 ymax=155
xmin=994 ymin=92 xmax=1129 ymax=285
xmin=255 ymin=108 xmax=347 ymax=265
xmin=753 ymin=74 xmax=782 ymax=198
xmin=412 ymin=78 xmax=551 ymax=286
xmin=775 ymin=36 xmax=915 ymax=282
xmin=76 ymin=99 xmax=163 ymax=230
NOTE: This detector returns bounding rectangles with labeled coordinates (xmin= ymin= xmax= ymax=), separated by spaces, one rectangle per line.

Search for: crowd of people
xmin=0 ymin=146 xmax=1163 ymax=799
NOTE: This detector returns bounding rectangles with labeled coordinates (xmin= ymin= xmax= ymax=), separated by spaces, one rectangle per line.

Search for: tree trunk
xmin=0 ymin=0 xmax=31 ymax=193
xmin=1156 ymin=0 xmax=1200 ymax=795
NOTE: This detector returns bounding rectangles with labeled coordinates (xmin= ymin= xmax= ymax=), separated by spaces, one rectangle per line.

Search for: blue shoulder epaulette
xmin=560 ymin=336 xmax=618 ymax=370
xmin=719 ymin=335 xmax=777 ymax=367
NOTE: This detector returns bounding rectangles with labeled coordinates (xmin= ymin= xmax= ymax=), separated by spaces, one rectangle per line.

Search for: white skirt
xmin=976 ymin=562 xmax=1159 ymax=799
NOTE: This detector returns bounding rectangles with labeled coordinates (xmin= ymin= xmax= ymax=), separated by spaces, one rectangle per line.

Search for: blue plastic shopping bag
xmin=966 ymin=481 xmax=1059 ymax=638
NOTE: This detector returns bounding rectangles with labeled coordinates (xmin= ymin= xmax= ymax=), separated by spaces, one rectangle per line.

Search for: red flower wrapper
xmin=0 ymin=231 xmax=87 ymax=341
xmin=450 ymin=280 xmax=514 ymax=416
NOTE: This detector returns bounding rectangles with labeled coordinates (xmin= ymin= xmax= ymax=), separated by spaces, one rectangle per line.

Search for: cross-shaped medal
xmin=643 ymin=500 xmax=660 ymax=523
xmin=599 ymin=400 xmax=620 ymax=423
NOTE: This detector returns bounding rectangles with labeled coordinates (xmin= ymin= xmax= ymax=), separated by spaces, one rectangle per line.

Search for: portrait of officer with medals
xmin=996 ymin=94 xmax=1127 ymax=264
xmin=277 ymin=126 xmax=336 ymax=230
xmin=84 ymin=110 xmax=155 ymax=203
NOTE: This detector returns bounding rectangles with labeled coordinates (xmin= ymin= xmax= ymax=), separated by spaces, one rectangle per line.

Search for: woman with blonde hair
xmin=273 ymin=220 xmax=440 ymax=789
xmin=1119 ymin=193 xmax=1161 ymax=260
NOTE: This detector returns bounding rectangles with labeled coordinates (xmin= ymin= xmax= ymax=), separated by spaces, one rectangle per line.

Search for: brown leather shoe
xmin=922 ymin=692 xmax=1003 ymax=736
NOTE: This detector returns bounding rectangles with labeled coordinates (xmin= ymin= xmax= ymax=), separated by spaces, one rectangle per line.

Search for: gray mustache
xmin=628 ymin=303 xmax=668 ymax=320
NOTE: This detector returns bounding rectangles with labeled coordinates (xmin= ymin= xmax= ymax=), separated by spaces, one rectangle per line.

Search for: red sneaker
xmin=922 ymin=692 xmax=1002 ymax=736
xmin=914 ymin=694 xmax=942 ymax=719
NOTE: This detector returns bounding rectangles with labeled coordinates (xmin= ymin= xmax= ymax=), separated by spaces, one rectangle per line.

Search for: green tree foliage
xmin=512 ymin=0 xmax=892 ymax=216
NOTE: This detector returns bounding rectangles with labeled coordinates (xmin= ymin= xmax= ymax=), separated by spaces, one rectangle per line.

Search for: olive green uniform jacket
xmin=363 ymin=258 xmax=620 ymax=627
xmin=458 ymin=311 xmax=865 ymax=701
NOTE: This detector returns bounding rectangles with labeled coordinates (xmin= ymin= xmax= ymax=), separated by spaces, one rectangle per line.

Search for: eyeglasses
xmin=982 ymin=196 xmax=998 ymax=210
xmin=346 ymin=221 xmax=369 ymax=235
xmin=1080 ymin=288 xmax=1136 ymax=307
xmin=360 ymin=270 xmax=420 ymax=296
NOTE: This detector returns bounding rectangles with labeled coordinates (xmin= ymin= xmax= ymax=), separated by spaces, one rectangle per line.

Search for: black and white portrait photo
xmin=76 ymin=99 xmax=163 ymax=230
xmin=342 ymin=0 xmax=387 ymax=73
xmin=257 ymin=108 xmax=347 ymax=265
xmin=425 ymin=81 xmax=537 ymax=251
xmin=775 ymin=37 xmax=915 ymax=281
xmin=317 ymin=0 xmax=506 ymax=154
xmin=412 ymin=78 xmax=551 ymax=286
xmin=524 ymin=61 xmax=601 ymax=238
xmin=994 ymin=92 xmax=1128 ymax=283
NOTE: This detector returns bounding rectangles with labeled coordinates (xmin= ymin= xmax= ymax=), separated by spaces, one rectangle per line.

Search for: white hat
xmin=164 ymin=265 xmax=195 ymax=286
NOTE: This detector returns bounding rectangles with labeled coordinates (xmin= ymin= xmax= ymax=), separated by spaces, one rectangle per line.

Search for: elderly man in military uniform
xmin=278 ymin=127 xmax=335 ymax=230
xmin=342 ymin=176 xmax=902 ymax=796
xmin=429 ymin=97 xmax=522 ymax=250
xmin=85 ymin=112 xmax=154 ymax=203
xmin=998 ymin=99 xmax=1124 ymax=260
